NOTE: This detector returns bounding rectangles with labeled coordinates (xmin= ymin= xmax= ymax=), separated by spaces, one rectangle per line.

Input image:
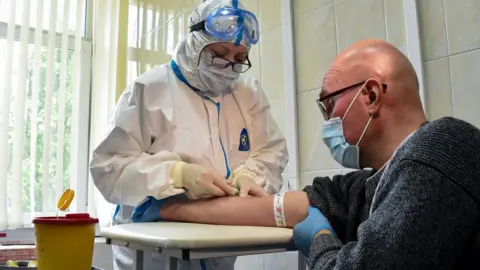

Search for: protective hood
xmin=172 ymin=0 xmax=252 ymax=93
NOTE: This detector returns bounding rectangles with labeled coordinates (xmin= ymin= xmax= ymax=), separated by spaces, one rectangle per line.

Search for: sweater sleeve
xmin=303 ymin=170 xmax=374 ymax=242
xmin=308 ymin=159 xmax=480 ymax=270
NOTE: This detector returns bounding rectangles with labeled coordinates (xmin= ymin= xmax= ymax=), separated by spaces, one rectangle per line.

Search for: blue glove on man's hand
xmin=293 ymin=206 xmax=335 ymax=257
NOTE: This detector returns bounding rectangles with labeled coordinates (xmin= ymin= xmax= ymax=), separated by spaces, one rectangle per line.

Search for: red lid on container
xmin=32 ymin=213 xmax=99 ymax=225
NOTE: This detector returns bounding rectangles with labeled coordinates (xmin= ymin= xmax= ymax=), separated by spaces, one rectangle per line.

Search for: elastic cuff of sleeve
xmin=233 ymin=167 xmax=256 ymax=178
xmin=314 ymin=229 xmax=336 ymax=239
xmin=229 ymin=170 xmax=256 ymax=185
xmin=171 ymin=161 xmax=186 ymax=188
xmin=131 ymin=196 xmax=168 ymax=223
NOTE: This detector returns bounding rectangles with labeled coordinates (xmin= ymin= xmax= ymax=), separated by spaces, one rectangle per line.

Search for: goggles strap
xmin=189 ymin=20 xmax=205 ymax=33
xmin=234 ymin=15 xmax=244 ymax=46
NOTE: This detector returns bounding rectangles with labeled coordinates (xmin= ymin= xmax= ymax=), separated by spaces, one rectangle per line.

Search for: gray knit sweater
xmin=303 ymin=117 xmax=480 ymax=269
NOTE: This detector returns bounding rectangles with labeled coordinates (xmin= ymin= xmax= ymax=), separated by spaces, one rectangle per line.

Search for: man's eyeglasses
xmin=207 ymin=51 xmax=252 ymax=73
xmin=317 ymin=81 xmax=387 ymax=120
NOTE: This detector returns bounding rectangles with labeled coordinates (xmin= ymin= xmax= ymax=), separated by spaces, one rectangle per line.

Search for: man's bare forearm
xmin=160 ymin=191 xmax=309 ymax=228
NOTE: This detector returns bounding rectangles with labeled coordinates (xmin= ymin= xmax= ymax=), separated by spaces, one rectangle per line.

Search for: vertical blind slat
xmin=55 ymin=0 xmax=71 ymax=203
xmin=0 ymin=0 xmax=17 ymax=230
xmin=69 ymin=0 xmax=84 ymax=213
xmin=140 ymin=2 xmax=147 ymax=73
xmin=108 ymin=0 xmax=119 ymax=112
xmin=42 ymin=0 xmax=58 ymax=215
xmin=30 ymin=0 xmax=45 ymax=217
xmin=11 ymin=0 xmax=32 ymax=227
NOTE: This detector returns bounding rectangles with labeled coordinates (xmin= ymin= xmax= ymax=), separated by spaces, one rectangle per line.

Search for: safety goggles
xmin=190 ymin=7 xmax=260 ymax=45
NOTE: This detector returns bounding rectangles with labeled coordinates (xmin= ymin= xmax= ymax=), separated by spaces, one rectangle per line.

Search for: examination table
xmin=101 ymin=222 xmax=307 ymax=269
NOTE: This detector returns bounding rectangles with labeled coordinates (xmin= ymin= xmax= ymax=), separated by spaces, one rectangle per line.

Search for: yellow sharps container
xmin=32 ymin=213 xmax=99 ymax=270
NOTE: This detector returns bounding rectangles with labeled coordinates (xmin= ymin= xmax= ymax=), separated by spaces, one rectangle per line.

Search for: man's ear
xmin=363 ymin=79 xmax=383 ymax=117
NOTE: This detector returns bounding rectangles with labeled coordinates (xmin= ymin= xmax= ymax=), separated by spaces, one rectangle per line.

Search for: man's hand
xmin=171 ymin=162 xmax=236 ymax=199
xmin=229 ymin=172 xmax=268 ymax=197
xmin=293 ymin=206 xmax=335 ymax=257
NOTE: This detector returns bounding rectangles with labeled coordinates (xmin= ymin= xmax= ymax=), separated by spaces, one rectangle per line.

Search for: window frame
xmin=0 ymin=6 xmax=93 ymax=244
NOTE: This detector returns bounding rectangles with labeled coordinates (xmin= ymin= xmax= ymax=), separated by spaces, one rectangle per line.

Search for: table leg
xmin=169 ymin=257 xmax=178 ymax=270
xmin=298 ymin=251 xmax=307 ymax=270
xmin=135 ymin=250 xmax=144 ymax=270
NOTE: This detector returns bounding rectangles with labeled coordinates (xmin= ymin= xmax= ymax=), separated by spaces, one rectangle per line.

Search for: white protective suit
xmin=89 ymin=0 xmax=289 ymax=269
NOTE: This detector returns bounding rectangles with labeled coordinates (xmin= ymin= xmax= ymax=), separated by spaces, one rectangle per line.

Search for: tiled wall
xmin=418 ymin=0 xmax=480 ymax=127
xmin=293 ymin=0 xmax=408 ymax=188
xmin=236 ymin=2 xmax=300 ymax=270
xmin=240 ymin=0 xmax=294 ymax=186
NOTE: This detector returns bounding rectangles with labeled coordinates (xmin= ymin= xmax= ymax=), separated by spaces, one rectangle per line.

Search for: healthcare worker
xmin=89 ymin=0 xmax=288 ymax=269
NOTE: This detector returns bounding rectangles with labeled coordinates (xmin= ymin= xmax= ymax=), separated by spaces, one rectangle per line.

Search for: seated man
xmin=157 ymin=39 xmax=480 ymax=269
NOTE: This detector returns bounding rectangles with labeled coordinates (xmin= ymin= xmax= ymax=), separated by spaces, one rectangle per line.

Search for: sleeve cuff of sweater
xmin=313 ymin=233 xmax=343 ymax=247
xmin=309 ymin=234 xmax=343 ymax=261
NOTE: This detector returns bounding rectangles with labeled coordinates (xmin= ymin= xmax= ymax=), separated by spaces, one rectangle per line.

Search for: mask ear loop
xmin=356 ymin=114 xmax=373 ymax=146
xmin=357 ymin=84 xmax=378 ymax=146
xmin=331 ymin=84 xmax=365 ymax=134
xmin=341 ymin=85 xmax=365 ymax=122
xmin=338 ymin=82 xmax=374 ymax=146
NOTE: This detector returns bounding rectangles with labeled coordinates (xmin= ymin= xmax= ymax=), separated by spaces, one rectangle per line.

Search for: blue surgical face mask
xmin=322 ymin=85 xmax=373 ymax=169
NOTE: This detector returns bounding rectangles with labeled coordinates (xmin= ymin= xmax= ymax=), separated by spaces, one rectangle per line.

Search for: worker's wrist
xmin=228 ymin=170 xmax=256 ymax=187
xmin=158 ymin=200 xmax=179 ymax=220
xmin=314 ymin=229 xmax=333 ymax=239
xmin=232 ymin=170 xmax=256 ymax=181
xmin=171 ymin=161 xmax=187 ymax=188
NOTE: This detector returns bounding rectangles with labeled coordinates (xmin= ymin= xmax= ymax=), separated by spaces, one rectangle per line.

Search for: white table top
xmin=101 ymin=222 xmax=293 ymax=249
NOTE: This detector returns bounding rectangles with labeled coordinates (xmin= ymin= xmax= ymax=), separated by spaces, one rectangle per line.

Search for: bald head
xmin=319 ymin=39 xmax=427 ymax=170
xmin=321 ymin=39 xmax=424 ymax=119
xmin=323 ymin=39 xmax=419 ymax=97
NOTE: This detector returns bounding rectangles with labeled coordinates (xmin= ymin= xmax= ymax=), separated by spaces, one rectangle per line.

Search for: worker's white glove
xmin=228 ymin=171 xmax=268 ymax=197
xmin=171 ymin=161 xmax=236 ymax=199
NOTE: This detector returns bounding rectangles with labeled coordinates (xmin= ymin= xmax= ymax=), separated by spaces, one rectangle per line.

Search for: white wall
xmin=418 ymin=0 xmax=480 ymax=125
xmin=294 ymin=0 xmax=409 ymax=187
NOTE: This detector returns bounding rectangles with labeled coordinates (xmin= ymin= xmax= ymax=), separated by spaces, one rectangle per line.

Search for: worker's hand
xmin=228 ymin=172 xmax=268 ymax=197
xmin=171 ymin=161 xmax=236 ymax=199
xmin=293 ymin=206 xmax=335 ymax=257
